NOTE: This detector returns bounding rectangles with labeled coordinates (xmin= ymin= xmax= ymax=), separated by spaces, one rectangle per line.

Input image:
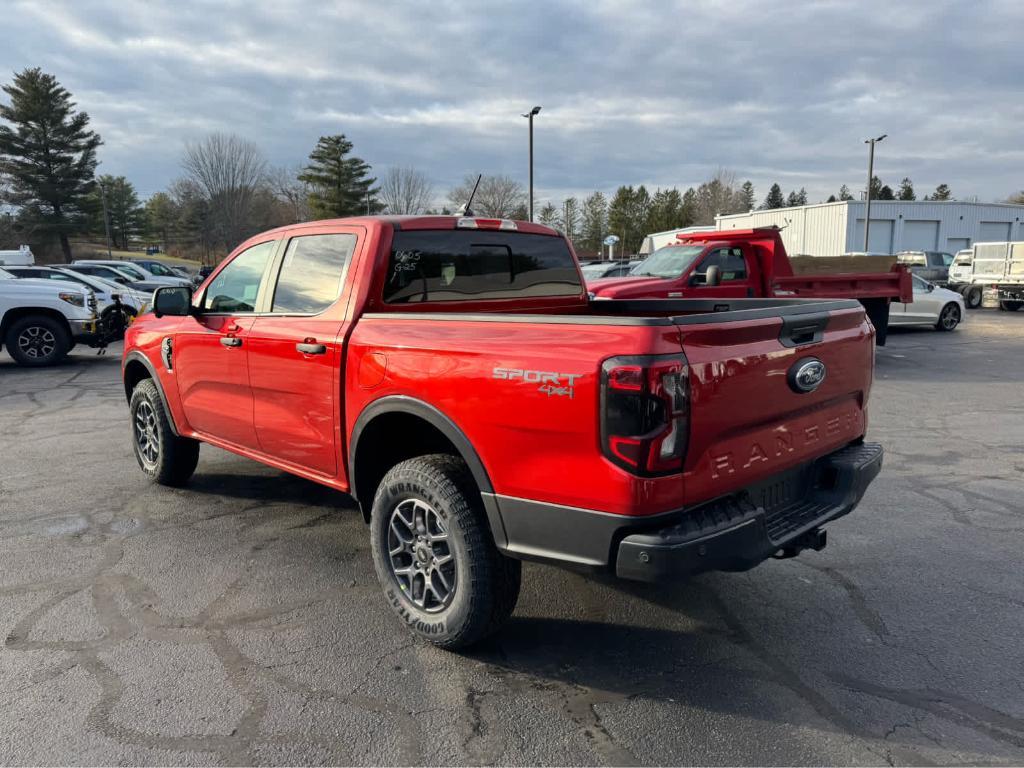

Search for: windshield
xmin=580 ymin=263 xmax=612 ymax=278
xmin=912 ymin=275 xmax=933 ymax=290
xmin=144 ymin=262 xmax=174 ymax=276
xmin=115 ymin=264 xmax=146 ymax=280
xmin=0 ymin=267 xmax=12 ymax=278
xmin=628 ymin=245 xmax=705 ymax=278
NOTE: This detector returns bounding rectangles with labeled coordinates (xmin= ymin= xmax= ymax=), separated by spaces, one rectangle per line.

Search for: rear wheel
xmin=964 ymin=285 xmax=983 ymax=309
xmin=4 ymin=315 xmax=70 ymax=366
xmin=370 ymin=454 xmax=521 ymax=649
xmin=129 ymin=378 xmax=200 ymax=486
xmin=935 ymin=302 xmax=961 ymax=331
xmin=998 ymin=300 xmax=1022 ymax=312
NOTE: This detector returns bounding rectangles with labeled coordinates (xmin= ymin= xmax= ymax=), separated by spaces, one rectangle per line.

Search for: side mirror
xmin=153 ymin=286 xmax=193 ymax=318
xmin=705 ymin=264 xmax=722 ymax=287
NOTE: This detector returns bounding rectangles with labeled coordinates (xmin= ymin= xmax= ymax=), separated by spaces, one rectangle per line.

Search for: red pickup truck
xmin=122 ymin=216 xmax=882 ymax=649
xmin=590 ymin=228 xmax=912 ymax=344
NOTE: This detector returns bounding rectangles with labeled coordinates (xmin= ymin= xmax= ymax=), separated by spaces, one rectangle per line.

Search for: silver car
xmin=890 ymin=274 xmax=965 ymax=332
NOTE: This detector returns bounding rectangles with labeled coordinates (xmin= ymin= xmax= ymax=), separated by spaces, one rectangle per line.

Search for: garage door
xmin=854 ymin=219 xmax=895 ymax=253
xmin=902 ymin=220 xmax=939 ymax=251
xmin=947 ymin=237 xmax=970 ymax=253
xmin=978 ymin=221 xmax=1011 ymax=242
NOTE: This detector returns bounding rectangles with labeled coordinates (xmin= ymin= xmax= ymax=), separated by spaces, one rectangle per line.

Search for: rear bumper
xmin=486 ymin=441 xmax=883 ymax=582
xmin=616 ymin=442 xmax=882 ymax=582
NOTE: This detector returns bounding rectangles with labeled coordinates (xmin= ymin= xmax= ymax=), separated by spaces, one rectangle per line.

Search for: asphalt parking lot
xmin=1 ymin=310 xmax=1022 ymax=766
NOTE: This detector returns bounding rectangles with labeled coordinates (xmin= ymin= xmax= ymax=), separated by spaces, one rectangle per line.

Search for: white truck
xmin=0 ymin=245 xmax=35 ymax=266
xmin=0 ymin=267 xmax=101 ymax=366
xmin=947 ymin=242 xmax=1024 ymax=311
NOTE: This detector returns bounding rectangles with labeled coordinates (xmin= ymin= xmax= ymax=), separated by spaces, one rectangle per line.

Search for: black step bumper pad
xmin=616 ymin=442 xmax=884 ymax=582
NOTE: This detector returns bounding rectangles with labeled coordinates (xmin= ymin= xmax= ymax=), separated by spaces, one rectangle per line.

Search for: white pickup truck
xmin=0 ymin=267 xmax=100 ymax=366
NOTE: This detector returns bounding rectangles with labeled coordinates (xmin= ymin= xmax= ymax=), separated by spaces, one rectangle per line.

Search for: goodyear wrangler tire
xmin=129 ymin=378 xmax=200 ymax=487
xmin=370 ymin=454 xmax=521 ymax=649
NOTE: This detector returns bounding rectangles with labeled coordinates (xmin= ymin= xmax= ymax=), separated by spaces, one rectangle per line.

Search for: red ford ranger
xmin=590 ymin=228 xmax=912 ymax=344
xmin=122 ymin=216 xmax=882 ymax=649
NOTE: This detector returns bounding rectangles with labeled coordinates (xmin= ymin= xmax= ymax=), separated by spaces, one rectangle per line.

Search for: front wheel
xmin=4 ymin=315 xmax=70 ymax=366
xmin=935 ymin=302 xmax=961 ymax=331
xmin=370 ymin=454 xmax=521 ymax=649
xmin=999 ymin=300 xmax=1022 ymax=312
xmin=129 ymin=378 xmax=200 ymax=486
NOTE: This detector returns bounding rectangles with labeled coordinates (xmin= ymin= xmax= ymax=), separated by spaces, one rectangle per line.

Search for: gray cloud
xmin=3 ymin=0 xmax=1021 ymax=206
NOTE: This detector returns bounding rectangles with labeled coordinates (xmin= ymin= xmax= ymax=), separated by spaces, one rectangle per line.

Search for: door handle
xmin=296 ymin=342 xmax=327 ymax=355
xmin=220 ymin=336 xmax=242 ymax=348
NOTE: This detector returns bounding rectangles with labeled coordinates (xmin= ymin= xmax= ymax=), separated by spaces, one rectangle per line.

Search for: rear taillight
xmin=600 ymin=353 xmax=689 ymax=475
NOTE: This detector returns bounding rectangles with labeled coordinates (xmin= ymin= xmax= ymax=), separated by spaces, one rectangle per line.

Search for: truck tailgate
xmin=676 ymin=302 xmax=873 ymax=505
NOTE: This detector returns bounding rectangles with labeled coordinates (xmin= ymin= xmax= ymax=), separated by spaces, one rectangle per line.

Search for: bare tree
xmin=268 ymin=165 xmax=311 ymax=223
xmin=379 ymin=166 xmax=434 ymax=215
xmin=182 ymin=133 xmax=267 ymax=249
xmin=448 ymin=174 xmax=527 ymax=218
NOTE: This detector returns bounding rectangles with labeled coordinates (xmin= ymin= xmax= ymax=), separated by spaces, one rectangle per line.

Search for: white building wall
xmin=715 ymin=201 xmax=1024 ymax=255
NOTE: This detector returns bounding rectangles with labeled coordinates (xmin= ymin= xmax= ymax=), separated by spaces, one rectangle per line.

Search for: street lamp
xmin=863 ymin=134 xmax=887 ymax=251
xmin=521 ymin=105 xmax=541 ymax=221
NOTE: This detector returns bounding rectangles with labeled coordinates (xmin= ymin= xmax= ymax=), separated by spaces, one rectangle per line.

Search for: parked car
xmin=123 ymin=214 xmax=882 ymax=649
xmin=890 ymin=275 xmax=965 ymax=331
xmin=895 ymin=251 xmax=954 ymax=285
xmin=0 ymin=267 xmax=100 ymax=365
xmin=0 ymin=244 xmax=35 ymax=266
xmin=73 ymin=259 xmax=191 ymax=287
xmin=580 ymin=261 xmax=637 ymax=280
xmin=129 ymin=258 xmax=201 ymax=285
xmin=63 ymin=263 xmax=164 ymax=292
xmin=4 ymin=266 xmax=150 ymax=341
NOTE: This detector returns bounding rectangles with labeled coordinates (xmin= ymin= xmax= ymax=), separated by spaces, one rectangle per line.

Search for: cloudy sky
xmin=3 ymin=0 xmax=1022 ymax=207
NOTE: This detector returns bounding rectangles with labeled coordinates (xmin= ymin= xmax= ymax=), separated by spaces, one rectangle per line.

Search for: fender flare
xmin=348 ymin=395 xmax=494 ymax=502
xmin=122 ymin=350 xmax=180 ymax=436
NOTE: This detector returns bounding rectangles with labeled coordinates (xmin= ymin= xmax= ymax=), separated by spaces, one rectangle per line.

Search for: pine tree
xmin=931 ymin=183 xmax=952 ymax=201
xmin=760 ymin=183 xmax=786 ymax=210
xmin=739 ymin=180 xmax=756 ymax=211
xmin=91 ymin=175 xmax=142 ymax=249
xmin=838 ymin=184 xmax=854 ymax=201
xmin=0 ymin=68 xmax=102 ymax=262
xmin=561 ymin=197 xmax=581 ymax=242
xmin=537 ymin=201 xmax=561 ymax=229
xmin=145 ymin=192 xmax=176 ymax=250
xmin=827 ymin=195 xmax=838 ymax=203
xmin=878 ymin=184 xmax=895 ymax=201
xmin=898 ymin=177 xmax=915 ymax=201
xmin=299 ymin=135 xmax=379 ymax=219
xmin=580 ymin=191 xmax=608 ymax=254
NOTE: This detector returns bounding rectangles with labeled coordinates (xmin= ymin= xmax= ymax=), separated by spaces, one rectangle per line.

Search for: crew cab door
xmin=172 ymin=238 xmax=277 ymax=449
xmin=246 ymin=229 xmax=361 ymax=477
xmin=682 ymin=245 xmax=760 ymax=298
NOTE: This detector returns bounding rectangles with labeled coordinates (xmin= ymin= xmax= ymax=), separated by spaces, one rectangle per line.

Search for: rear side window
xmin=271 ymin=233 xmax=356 ymax=314
xmin=383 ymin=230 xmax=581 ymax=303
xmin=203 ymin=240 xmax=275 ymax=312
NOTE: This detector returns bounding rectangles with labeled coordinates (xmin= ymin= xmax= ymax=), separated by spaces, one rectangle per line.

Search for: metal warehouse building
xmin=714 ymin=201 xmax=1024 ymax=256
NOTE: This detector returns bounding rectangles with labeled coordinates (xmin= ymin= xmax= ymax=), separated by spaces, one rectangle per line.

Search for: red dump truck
xmin=589 ymin=228 xmax=912 ymax=343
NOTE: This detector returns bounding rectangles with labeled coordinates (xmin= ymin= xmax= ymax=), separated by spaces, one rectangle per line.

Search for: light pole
xmin=521 ymin=106 xmax=541 ymax=221
xmin=863 ymin=134 xmax=886 ymax=251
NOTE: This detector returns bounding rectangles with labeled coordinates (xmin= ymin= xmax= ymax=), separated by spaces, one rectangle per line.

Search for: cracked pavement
xmin=1 ymin=311 xmax=1022 ymax=765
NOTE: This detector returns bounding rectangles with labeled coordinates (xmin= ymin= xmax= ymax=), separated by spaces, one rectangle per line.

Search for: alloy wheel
xmin=386 ymin=498 xmax=456 ymax=613
xmin=941 ymin=305 xmax=960 ymax=330
xmin=17 ymin=325 xmax=56 ymax=359
xmin=134 ymin=400 xmax=159 ymax=468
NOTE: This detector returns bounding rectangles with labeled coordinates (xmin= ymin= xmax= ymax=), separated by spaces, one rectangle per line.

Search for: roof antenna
xmin=460 ymin=173 xmax=482 ymax=216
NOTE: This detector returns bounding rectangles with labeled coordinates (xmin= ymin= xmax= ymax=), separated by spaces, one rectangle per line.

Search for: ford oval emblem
xmin=788 ymin=357 xmax=827 ymax=394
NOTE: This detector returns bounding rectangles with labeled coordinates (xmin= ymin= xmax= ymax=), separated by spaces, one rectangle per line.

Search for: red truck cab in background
xmin=589 ymin=227 xmax=912 ymax=343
